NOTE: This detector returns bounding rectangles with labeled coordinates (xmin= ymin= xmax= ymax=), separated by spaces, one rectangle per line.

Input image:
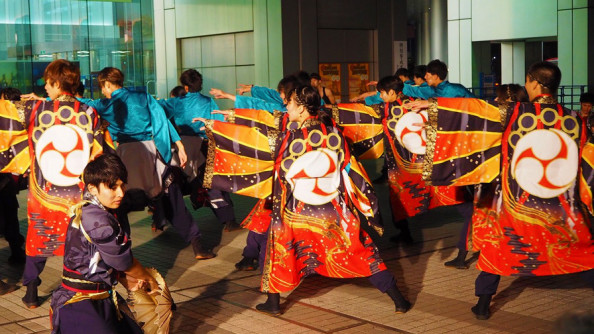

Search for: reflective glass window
xmin=0 ymin=0 xmax=155 ymax=98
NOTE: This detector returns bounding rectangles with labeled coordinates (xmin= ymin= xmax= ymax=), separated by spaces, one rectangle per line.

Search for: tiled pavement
xmin=0 ymin=160 xmax=593 ymax=333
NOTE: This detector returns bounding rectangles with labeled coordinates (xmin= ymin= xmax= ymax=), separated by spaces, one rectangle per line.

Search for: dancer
xmin=331 ymin=76 xmax=465 ymax=243
xmin=198 ymin=85 xmax=411 ymax=315
xmin=0 ymin=87 xmax=26 ymax=266
xmin=158 ymin=69 xmax=239 ymax=231
xmin=0 ymin=59 xmax=111 ymax=308
xmin=310 ymin=73 xmax=336 ymax=105
xmin=79 ymin=67 xmax=215 ymax=259
xmin=50 ymin=154 xmax=160 ymax=334
xmin=408 ymin=61 xmax=594 ymax=319
xmin=403 ymin=59 xmax=474 ymax=99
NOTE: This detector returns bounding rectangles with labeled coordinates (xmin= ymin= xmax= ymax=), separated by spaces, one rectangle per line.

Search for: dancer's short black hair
xmin=426 ymin=59 xmax=448 ymax=80
xmin=527 ymin=61 xmax=561 ymax=95
xmin=83 ymin=153 xmax=128 ymax=189
xmin=377 ymin=76 xmax=404 ymax=94
xmin=180 ymin=69 xmax=203 ymax=93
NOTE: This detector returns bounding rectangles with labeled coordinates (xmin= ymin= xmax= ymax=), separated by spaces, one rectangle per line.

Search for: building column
xmin=418 ymin=2 xmax=431 ymax=65
xmin=501 ymin=42 xmax=525 ymax=84
xmin=430 ymin=0 xmax=448 ymax=62
xmin=153 ymin=0 xmax=178 ymax=98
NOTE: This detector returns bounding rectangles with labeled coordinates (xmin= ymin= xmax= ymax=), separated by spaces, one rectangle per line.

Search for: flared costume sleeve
xmin=226 ymin=108 xmax=286 ymax=134
xmin=331 ymin=103 xmax=384 ymax=159
xmin=203 ymin=120 xmax=276 ymax=199
xmin=343 ymin=151 xmax=383 ymax=234
xmin=0 ymin=100 xmax=30 ymax=173
xmin=580 ymin=140 xmax=594 ymax=214
xmin=423 ymin=97 xmax=503 ymax=186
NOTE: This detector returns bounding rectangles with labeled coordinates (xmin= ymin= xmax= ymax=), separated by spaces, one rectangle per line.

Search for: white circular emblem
xmin=35 ymin=124 xmax=91 ymax=187
xmin=394 ymin=111 xmax=427 ymax=154
xmin=511 ymin=129 xmax=578 ymax=198
xmin=285 ymin=148 xmax=340 ymax=205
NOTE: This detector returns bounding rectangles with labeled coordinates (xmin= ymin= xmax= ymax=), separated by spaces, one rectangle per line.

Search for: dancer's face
xmin=286 ymin=93 xmax=307 ymax=123
xmin=425 ymin=72 xmax=440 ymax=87
xmin=88 ymin=179 xmax=125 ymax=209
xmin=380 ymin=89 xmax=397 ymax=103
xmin=45 ymin=80 xmax=61 ymax=100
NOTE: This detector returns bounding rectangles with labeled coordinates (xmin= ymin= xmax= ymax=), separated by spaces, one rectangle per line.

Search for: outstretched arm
xmin=20 ymin=93 xmax=46 ymax=101
xmin=210 ymin=88 xmax=236 ymax=101
xmin=350 ymin=91 xmax=377 ymax=102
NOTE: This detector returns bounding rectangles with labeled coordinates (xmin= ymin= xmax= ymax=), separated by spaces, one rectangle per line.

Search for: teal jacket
xmin=79 ymin=88 xmax=180 ymax=163
xmin=404 ymin=80 xmax=475 ymax=99
xmin=235 ymin=94 xmax=286 ymax=113
xmin=158 ymin=92 xmax=224 ymax=138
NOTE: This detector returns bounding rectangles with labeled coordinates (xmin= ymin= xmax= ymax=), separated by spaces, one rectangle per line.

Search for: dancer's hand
xmin=211 ymin=110 xmax=233 ymax=121
xmin=404 ymin=100 xmax=429 ymax=112
xmin=175 ymin=141 xmax=187 ymax=168
xmin=192 ymin=117 xmax=207 ymax=131
xmin=350 ymin=91 xmax=376 ymax=102
xmin=236 ymin=84 xmax=253 ymax=95
xmin=209 ymin=88 xmax=236 ymax=101
xmin=20 ymin=93 xmax=45 ymax=101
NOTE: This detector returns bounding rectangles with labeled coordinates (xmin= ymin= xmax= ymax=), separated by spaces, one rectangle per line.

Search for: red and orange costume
xmin=0 ymin=96 xmax=111 ymax=257
xmin=424 ymin=97 xmax=594 ymax=276
xmin=331 ymin=101 xmax=465 ymax=221
xmin=203 ymin=109 xmax=387 ymax=293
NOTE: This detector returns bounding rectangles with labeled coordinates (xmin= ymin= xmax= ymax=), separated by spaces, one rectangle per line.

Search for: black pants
xmin=117 ymin=181 xmax=200 ymax=244
xmin=475 ymin=269 xmax=594 ymax=296
xmin=151 ymin=182 xmax=201 ymax=243
xmin=454 ymin=201 xmax=473 ymax=251
xmin=475 ymin=271 xmax=501 ymax=296
xmin=0 ymin=175 xmax=25 ymax=253
xmin=23 ymin=255 xmax=47 ymax=286
xmin=207 ymin=189 xmax=236 ymax=223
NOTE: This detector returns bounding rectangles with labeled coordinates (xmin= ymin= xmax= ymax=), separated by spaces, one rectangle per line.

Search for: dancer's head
xmin=525 ymin=61 xmax=561 ymax=101
xmin=97 ymin=67 xmax=124 ymax=99
xmin=44 ymin=59 xmax=81 ymax=99
xmin=377 ymin=76 xmax=404 ymax=103
xmin=286 ymin=85 xmax=321 ymax=123
xmin=83 ymin=153 xmax=127 ymax=209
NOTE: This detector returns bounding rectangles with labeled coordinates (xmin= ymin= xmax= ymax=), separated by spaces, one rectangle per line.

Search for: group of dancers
xmin=0 ymin=57 xmax=593 ymax=333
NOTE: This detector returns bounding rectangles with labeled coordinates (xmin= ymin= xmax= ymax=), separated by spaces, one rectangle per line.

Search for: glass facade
xmin=0 ymin=0 xmax=155 ymax=98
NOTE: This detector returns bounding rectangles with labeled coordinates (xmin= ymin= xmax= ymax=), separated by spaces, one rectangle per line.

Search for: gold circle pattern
xmin=540 ymin=108 xmax=560 ymax=127
xmin=390 ymin=105 xmax=404 ymax=118
xmin=32 ymin=111 xmax=56 ymax=144
xmin=56 ymin=105 xmax=75 ymax=123
xmin=281 ymin=130 xmax=344 ymax=173
xmin=308 ymin=129 xmax=324 ymax=147
xmin=508 ymin=108 xmax=580 ymax=149
xmin=75 ymin=112 xmax=92 ymax=132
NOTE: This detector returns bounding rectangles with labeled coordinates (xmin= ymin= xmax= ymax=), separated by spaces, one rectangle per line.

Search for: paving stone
xmin=1 ymin=163 xmax=593 ymax=333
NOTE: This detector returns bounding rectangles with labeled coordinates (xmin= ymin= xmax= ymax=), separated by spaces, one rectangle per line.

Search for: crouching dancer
xmin=50 ymin=154 xmax=161 ymax=334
